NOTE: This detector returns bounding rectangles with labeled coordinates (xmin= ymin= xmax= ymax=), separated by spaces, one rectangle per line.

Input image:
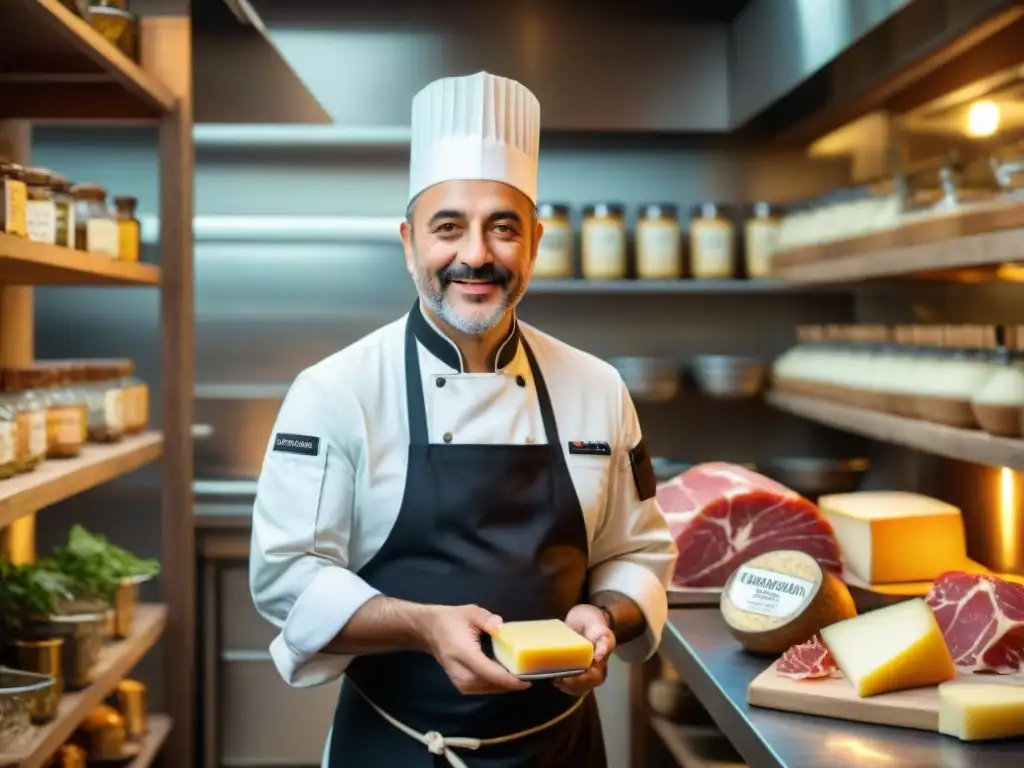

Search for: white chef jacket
xmin=250 ymin=305 xmax=679 ymax=690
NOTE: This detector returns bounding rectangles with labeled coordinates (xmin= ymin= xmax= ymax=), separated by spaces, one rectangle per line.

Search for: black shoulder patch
xmin=628 ymin=438 xmax=656 ymax=501
xmin=273 ymin=433 xmax=320 ymax=456
xmin=568 ymin=440 xmax=612 ymax=456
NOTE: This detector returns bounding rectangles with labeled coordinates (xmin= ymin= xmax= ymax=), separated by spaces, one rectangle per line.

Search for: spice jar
xmin=38 ymin=365 xmax=86 ymax=459
xmin=1 ymin=162 xmax=28 ymax=238
xmin=635 ymin=204 xmax=682 ymax=279
xmin=0 ymin=388 xmax=18 ymax=480
xmin=535 ymin=203 xmax=573 ymax=279
xmin=744 ymin=202 xmax=780 ymax=279
xmin=581 ymin=203 xmax=627 ymax=280
xmin=3 ymin=369 xmax=47 ymax=472
xmin=113 ymin=196 xmax=141 ymax=263
xmin=84 ymin=363 xmax=124 ymax=443
xmin=25 ymin=167 xmax=57 ymax=245
xmin=689 ymin=202 xmax=735 ymax=279
xmin=111 ymin=360 xmax=147 ymax=434
xmin=72 ymin=183 xmax=119 ymax=257
xmin=51 ymin=174 xmax=77 ymax=249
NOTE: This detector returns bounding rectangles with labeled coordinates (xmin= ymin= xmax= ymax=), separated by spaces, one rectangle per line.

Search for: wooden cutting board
xmin=748 ymin=661 xmax=1024 ymax=731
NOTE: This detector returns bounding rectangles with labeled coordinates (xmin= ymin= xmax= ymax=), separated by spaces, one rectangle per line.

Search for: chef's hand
xmin=554 ymin=604 xmax=616 ymax=697
xmin=421 ymin=604 xmax=532 ymax=695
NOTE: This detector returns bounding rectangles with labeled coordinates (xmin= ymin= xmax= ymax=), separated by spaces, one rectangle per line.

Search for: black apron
xmin=327 ymin=309 xmax=606 ymax=767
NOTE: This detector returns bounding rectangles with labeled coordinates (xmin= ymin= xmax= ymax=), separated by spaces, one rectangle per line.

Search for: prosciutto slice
xmin=776 ymin=637 xmax=841 ymax=680
xmin=925 ymin=571 xmax=1024 ymax=674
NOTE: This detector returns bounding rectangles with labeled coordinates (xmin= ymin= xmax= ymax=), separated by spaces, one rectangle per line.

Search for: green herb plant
xmin=0 ymin=561 xmax=77 ymax=631
xmin=50 ymin=525 xmax=160 ymax=603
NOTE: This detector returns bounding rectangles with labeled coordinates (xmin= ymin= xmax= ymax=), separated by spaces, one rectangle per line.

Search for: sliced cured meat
xmin=776 ymin=636 xmax=840 ymax=680
xmin=657 ymin=462 xmax=843 ymax=587
xmin=925 ymin=571 xmax=1024 ymax=674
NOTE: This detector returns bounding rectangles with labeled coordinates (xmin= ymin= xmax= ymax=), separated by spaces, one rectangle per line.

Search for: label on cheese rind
xmin=727 ymin=565 xmax=815 ymax=619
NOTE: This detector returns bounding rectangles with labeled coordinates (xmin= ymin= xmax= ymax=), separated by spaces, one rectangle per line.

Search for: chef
xmin=249 ymin=71 xmax=678 ymax=768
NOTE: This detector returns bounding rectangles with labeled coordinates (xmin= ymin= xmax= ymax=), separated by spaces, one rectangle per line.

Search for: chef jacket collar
xmin=410 ymin=300 xmax=521 ymax=373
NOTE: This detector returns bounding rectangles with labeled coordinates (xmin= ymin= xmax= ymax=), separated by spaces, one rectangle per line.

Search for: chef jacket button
xmin=443 ymin=431 xmax=453 ymax=443
xmin=436 ymin=377 xmax=446 ymax=388
xmin=516 ymin=374 xmax=527 ymax=387
xmin=525 ymin=436 xmax=536 ymax=444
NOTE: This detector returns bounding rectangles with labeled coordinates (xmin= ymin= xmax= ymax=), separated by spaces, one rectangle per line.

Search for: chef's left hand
xmin=554 ymin=604 xmax=616 ymax=697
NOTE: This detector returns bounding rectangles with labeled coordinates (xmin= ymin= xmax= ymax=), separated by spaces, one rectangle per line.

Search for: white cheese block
xmin=939 ymin=682 xmax=1024 ymax=741
xmin=818 ymin=491 xmax=966 ymax=584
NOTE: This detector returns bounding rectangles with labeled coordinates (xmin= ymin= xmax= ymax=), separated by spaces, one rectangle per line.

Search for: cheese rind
xmin=491 ymin=619 xmax=594 ymax=675
xmin=939 ymin=683 xmax=1024 ymax=741
xmin=818 ymin=491 xmax=966 ymax=583
xmin=819 ymin=598 xmax=956 ymax=697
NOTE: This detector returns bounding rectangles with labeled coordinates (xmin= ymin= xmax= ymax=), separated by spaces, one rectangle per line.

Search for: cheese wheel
xmin=719 ymin=550 xmax=857 ymax=655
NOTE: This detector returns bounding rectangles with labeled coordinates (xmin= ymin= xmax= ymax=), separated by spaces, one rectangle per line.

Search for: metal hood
xmin=190 ymin=0 xmax=331 ymax=124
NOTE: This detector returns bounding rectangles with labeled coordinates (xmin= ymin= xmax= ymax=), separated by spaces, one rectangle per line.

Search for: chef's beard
xmin=414 ymin=261 xmax=526 ymax=335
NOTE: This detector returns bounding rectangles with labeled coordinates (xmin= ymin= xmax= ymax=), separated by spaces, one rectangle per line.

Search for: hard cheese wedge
xmin=818 ymin=491 xmax=966 ymax=583
xmin=819 ymin=598 xmax=956 ymax=697
xmin=939 ymin=682 xmax=1024 ymax=741
xmin=491 ymin=619 xmax=594 ymax=676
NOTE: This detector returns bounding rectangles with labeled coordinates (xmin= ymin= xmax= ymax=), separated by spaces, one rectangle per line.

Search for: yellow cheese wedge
xmin=939 ymin=683 xmax=1024 ymax=741
xmin=819 ymin=598 xmax=956 ymax=697
xmin=491 ymin=619 xmax=594 ymax=676
xmin=818 ymin=491 xmax=966 ymax=583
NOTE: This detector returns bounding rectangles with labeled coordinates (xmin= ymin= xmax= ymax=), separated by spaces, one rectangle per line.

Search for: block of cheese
xmin=819 ymin=598 xmax=956 ymax=697
xmin=720 ymin=549 xmax=856 ymax=655
xmin=939 ymin=682 xmax=1024 ymax=741
xmin=491 ymin=619 xmax=594 ymax=676
xmin=818 ymin=491 xmax=966 ymax=583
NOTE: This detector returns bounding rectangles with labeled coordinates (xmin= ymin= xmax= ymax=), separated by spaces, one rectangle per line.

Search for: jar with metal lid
xmin=689 ymin=202 xmax=735 ymax=279
xmin=744 ymin=201 xmax=780 ymax=279
xmin=113 ymin=196 xmax=141 ymax=263
xmin=1 ymin=162 xmax=28 ymax=238
xmin=635 ymin=204 xmax=682 ymax=279
xmin=25 ymin=167 xmax=58 ymax=245
xmin=534 ymin=203 xmax=573 ymax=279
xmin=3 ymin=369 xmax=47 ymax=472
xmin=581 ymin=203 xmax=627 ymax=280
xmin=50 ymin=174 xmax=77 ymax=249
xmin=38 ymin=365 xmax=86 ymax=459
xmin=0 ymin=381 xmax=19 ymax=480
xmin=84 ymin=363 xmax=124 ymax=442
xmin=72 ymin=183 xmax=119 ymax=257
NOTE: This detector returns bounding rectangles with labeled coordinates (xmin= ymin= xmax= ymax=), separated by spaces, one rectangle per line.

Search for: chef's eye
xmin=434 ymin=223 xmax=460 ymax=235
xmin=492 ymin=224 xmax=516 ymax=235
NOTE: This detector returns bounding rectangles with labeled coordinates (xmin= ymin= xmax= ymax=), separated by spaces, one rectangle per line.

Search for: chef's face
xmin=401 ymin=180 xmax=541 ymax=336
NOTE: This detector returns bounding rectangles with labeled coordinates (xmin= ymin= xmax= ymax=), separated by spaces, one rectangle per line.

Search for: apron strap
xmin=521 ymin=337 xmax=562 ymax=446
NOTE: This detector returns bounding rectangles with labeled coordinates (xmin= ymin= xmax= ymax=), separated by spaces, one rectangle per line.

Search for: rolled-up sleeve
xmin=588 ymin=380 xmax=678 ymax=663
xmin=250 ymin=370 xmax=380 ymax=688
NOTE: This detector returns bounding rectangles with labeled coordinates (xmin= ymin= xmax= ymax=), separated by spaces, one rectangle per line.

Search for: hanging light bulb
xmin=966 ymin=100 xmax=1000 ymax=137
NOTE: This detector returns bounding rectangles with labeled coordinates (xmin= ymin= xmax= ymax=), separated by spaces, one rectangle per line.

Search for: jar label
xmin=727 ymin=565 xmax=814 ymax=618
xmin=118 ymin=220 xmax=140 ymax=263
xmin=26 ymin=200 xmax=58 ymax=245
xmin=86 ymin=218 xmax=120 ymax=258
xmin=636 ymin=224 xmax=681 ymax=279
xmin=582 ymin=221 xmax=626 ymax=279
xmin=745 ymin=220 xmax=779 ymax=278
xmin=104 ymin=389 xmax=124 ymax=433
xmin=3 ymin=179 xmax=27 ymax=237
xmin=50 ymin=407 xmax=83 ymax=446
xmin=29 ymin=411 xmax=46 ymax=459
xmin=0 ymin=422 xmax=13 ymax=466
xmin=535 ymin=225 xmax=572 ymax=278
xmin=692 ymin=222 xmax=733 ymax=278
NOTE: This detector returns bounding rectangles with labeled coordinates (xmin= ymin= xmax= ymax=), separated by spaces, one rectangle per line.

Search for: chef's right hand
xmin=421 ymin=604 xmax=531 ymax=695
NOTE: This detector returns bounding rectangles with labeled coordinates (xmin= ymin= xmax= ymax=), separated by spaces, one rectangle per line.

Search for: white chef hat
xmin=408 ymin=71 xmax=541 ymax=204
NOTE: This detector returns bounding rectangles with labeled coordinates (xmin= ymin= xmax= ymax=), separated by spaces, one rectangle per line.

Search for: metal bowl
xmin=610 ymin=357 xmax=681 ymax=402
xmin=759 ymin=457 xmax=870 ymax=497
xmin=690 ymin=355 xmax=767 ymax=400
xmin=0 ymin=667 xmax=57 ymax=751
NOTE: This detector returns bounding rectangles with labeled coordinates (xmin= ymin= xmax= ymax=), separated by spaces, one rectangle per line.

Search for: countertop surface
xmin=660 ymin=608 xmax=1024 ymax=768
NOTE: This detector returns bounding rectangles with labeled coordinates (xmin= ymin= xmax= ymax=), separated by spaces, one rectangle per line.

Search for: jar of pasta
xmin=581 ymin=203 xmax=627 ymax=280
xmin=40 ymin=364 xmax=86 ymax=459
xmin=84 ymin=363 xmax=124 ymax=442
xmin=25 ymin=167 xmax=58 ymax=245
xmin=1 ymin=162 xmax=28 ymax=238
xmin=535 ymin=203 xmax=573 ymax=279
xmin=0 ymin=387 xmax=19 ymax=480
xmin=72 ymin=183 xmax=119 ymax=257
xmin=635 ymin=204 xmax=682 ymax=279
xmin=51 ymin=174 xmax=77 ymax=249
xmin=689 ymin=202 xmax=735 ymax=279
xmin=744 ymin=201 xmax=780 ymax=279
xmin=4 ymin=369 xmax=47 ymax=472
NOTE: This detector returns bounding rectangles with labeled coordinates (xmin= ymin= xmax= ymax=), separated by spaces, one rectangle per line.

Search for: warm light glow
xmin=823 ymin=736 xmax=894 ymax=763
xmin=999 ymin=467 xmax=1020 ymax=569
xmin=966 ymin=100 xmax=1000 ymax=137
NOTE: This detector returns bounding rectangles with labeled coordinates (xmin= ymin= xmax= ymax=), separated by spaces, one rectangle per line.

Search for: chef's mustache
xmin=438 ymin=263 xmax=512 ymax=287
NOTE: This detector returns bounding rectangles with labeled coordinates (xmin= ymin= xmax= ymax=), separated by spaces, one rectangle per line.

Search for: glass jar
xmin=635 ymin=204 xmax=682 ymax=279
xmin=39 ymin=364 xmax=86 ymax=459
xmin=25 ymin=167 xmax=58 ymax=245
xmin=581 ymin=203 xmax=627 ymax=280
xmin=84 ymin=363 xmax=124 ymax=443
xmin=50 ymin=174 xmax=77 ymax=249
xmin=113 ymin=196 xmax=140 ymax=263
xmin=72 ymin=183 xmax=119 ymax=257
xmin=690 ymin=202 xmax=735 ymax=279
xmin=534 ymin=203 xmax=573 ymax=279
xmin=4 ymin=369 xmax=47 ymax=472
xmin=0 ymin=384 xmax=19 ymax=480
xmin=112 ymin=360 xmax=147 ymax=435
xmin=1 ymin=162 xmax=28 ymax=238
xmin=88 ymin=3 xmax=140 ymax=62
xmin=744 ymin=201 xmax=780 ymax=279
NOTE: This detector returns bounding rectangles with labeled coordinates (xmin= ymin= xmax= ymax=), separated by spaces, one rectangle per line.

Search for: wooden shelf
xmin=526 ymin=278 xmax=846 ymax=295
xmin=0 ymin=432 xmax=163 ymax=528
xmin=773 ymin=200 xmax=1024 ymax=283
xmin=0 ymin=604 xmax=168 ymax=768
xmin=0 ymin=0 xmax=176 ymax=121
xmin=0 ymin=234 xmax=161 ymax=286
xmin=650 ymin=718 xmax=746 ymax=768
xmin=127 ymin=714 xmax=172 ymax=768
xmin=767 ymin=391 xmax=1024 ymax=469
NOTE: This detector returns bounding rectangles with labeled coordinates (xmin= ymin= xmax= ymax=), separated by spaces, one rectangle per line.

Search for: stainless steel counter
xmin=660 ymin=608 xmax=1024 ymax=768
